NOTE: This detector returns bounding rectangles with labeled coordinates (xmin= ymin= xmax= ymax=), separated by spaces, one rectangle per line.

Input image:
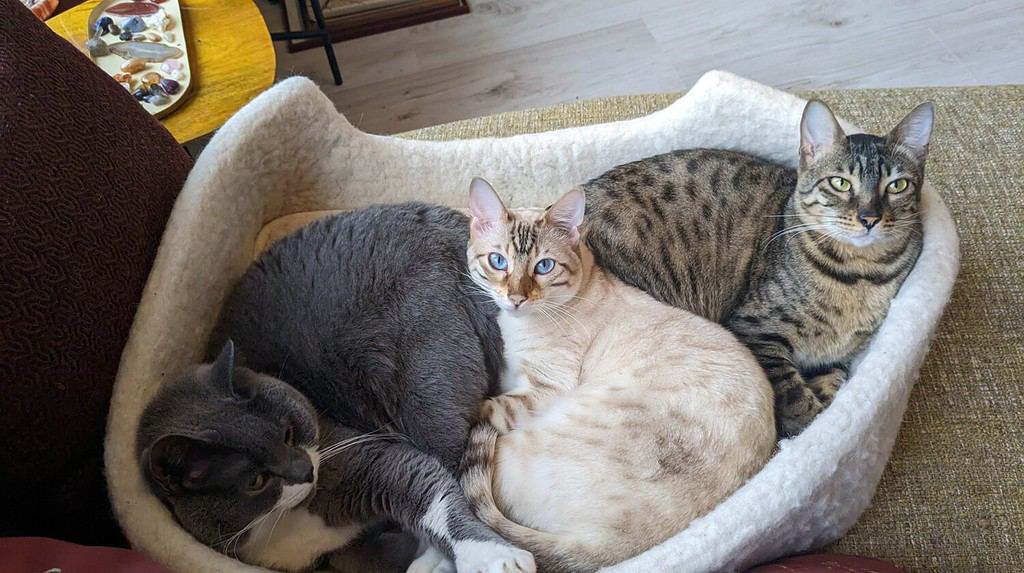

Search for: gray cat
xmin=583 ymin=100 xmax=932 ymax=437
xmin=136 ymin=203 xmax=535 ymax=573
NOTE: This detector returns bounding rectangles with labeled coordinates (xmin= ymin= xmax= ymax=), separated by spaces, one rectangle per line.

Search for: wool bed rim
xmin=103 ymin=70 xmax=959 ymax=573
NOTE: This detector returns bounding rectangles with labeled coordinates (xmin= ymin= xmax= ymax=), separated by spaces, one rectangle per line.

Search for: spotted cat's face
xmin=467 ymin=178 xmax=586 ymax=315
xmin=795 ymin=100 xmax=933 ymax=248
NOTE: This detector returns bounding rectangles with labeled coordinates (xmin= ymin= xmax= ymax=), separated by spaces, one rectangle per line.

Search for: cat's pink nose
xmin=857 ymin=210 xmax=881 ymax=230
xmin=509 ymin=294 xmax=528 ymax=308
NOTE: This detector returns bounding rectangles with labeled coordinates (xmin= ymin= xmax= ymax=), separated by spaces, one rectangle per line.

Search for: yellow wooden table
xmin=47 ymin=0 xmax=276 ymax=143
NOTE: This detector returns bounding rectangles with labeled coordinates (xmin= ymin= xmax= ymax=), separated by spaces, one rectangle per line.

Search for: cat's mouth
xmin=841 ymin=229 xmax=883 ymax=248
xmin=275 ymin=447 xmax=319 ymax=509
xmin=279 ymin=481 xmax=315 ymax=510
xmin=498 ymin=301 xmax=528 ymax=313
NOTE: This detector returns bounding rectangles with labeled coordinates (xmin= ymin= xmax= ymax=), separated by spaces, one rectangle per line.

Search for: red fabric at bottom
xmin=0 ymin=539 xmax=908 ymax=573
xmin=0 ymin=537 xmax=171 ymax=573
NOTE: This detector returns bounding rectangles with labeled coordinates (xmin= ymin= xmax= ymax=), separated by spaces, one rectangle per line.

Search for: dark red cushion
xmin=747 ymin=554 xmax=907 ymax=573
xmin=0 ymin=537 xmax=172 ymax=573
xmin=0 ymin=0 xmax=191 ymax=544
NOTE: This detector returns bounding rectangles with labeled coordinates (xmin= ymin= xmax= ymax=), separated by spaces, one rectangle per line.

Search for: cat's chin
xmin=838 ymin=231 xmax=884 ymax=248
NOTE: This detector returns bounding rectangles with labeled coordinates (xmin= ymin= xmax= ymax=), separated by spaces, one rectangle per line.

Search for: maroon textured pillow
xmin=0 ymin=0 xmax=191 ymax=544
xmin=0 ymin=537 xmax=172 ymax=573
xmin=746 ymin=554 xmax=908 ymax=573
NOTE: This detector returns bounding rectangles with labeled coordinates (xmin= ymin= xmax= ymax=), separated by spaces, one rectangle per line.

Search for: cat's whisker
xmin=763 ymin=223 xmax=829 ymax=249
xmin=763 ymin=214 xmax=842 ymax=221
xmin=813 ymin=229 xmax=845 ymax=246
xmin=259 ymin=504 xmax=290 ymax=554
xmin=318 ymin=433 xmax=379 ymax=457
xmin=533 ymin=303 xmax=570 ymax=336
xmin=217 ymin=508 xmax=274 ymax=556
xmin=565 ymin=294 xmax=596 ymax=305
xmin=317 ymin=432 xmax=406 ymax=462
xmin=536 ymin=303 xmax=572 ymax=336
xmin=540 ymin=300 xmax=592 ymax=339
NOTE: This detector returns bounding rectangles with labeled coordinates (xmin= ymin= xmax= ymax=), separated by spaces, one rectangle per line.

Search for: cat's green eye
xmin=887 ymin=179 xmax=909 ymax=194
xmin=828 ymin=177 xmax=851 ymax=192
xmin=247 ymin=472 xmax=268 ymax=493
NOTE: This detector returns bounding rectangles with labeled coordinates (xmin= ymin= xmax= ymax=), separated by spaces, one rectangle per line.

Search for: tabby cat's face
xmin=795 ymin=101 xmax=933 ymax=248
xmin=467 ymin=178 xmax=586 ymax=315
xmin=137 ymin=342 xmax=321 ymax=553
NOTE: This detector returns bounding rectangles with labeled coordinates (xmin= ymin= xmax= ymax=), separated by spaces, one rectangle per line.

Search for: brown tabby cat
xmin=583 ymin=100 xmax=933 ymax=437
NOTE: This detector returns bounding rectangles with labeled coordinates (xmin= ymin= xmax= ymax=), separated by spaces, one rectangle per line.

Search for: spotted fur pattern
xmin=583 ymin=101 xmax=932 ymax=437
xmin=460 ymin=179 xmax=775 ymax=572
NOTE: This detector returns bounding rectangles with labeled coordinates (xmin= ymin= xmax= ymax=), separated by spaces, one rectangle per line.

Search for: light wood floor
xmin=260 ymin=0 xmax=1024 ymax=134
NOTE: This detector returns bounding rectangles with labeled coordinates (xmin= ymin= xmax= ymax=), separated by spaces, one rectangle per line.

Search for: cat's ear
xmin=210 ymin=339 xmax=236 ymax=396
xmin=469 ymin=177 xmax=508 ymax=236
xmin=544 ymin=188 xmax=586 ymax=245
xmin=800 ymin=100 xmax=846 ymax=168
xmin=145 ymin=434 xmax=217 ymax=493
xmin=888 ymin=102 xmax=934 ymax=163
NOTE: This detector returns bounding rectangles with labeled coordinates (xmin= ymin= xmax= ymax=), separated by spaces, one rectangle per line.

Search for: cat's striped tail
xmin=460 ymin=422 xmax=594 ymax=573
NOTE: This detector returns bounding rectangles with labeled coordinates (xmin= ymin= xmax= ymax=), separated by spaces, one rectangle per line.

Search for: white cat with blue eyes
xmin=459 ymin=179 xmax=777 ymax=572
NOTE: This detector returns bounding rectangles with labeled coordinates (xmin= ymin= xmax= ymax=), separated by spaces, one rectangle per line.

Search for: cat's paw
xmin=454 ymin=540 xmax=535 ymax=573
xmin=479 ymin=396 xmax=521 ymax=434
xmin=807 ymin=369 xmax=846 ymax=407
xmin=776 ymin=391 xmax=825 ymax=438
xmin=407 ymin=546 xmax=452 ymax=573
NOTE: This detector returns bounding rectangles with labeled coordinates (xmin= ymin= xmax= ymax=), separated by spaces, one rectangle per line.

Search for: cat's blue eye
xmin=534 ymin=258 xmax=556 ymax=275
xmin=488 ymin=252 xmax=508 ymax=271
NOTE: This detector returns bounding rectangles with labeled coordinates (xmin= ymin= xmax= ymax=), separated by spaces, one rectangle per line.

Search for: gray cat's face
xmin=795 ymin=100 xmax=933 ymax=248
xmin=137 ymin=341 xmax=321 ymax=553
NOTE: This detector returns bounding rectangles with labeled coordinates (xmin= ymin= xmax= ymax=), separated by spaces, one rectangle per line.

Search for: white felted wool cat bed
xmin=106 ymin=70 xmax=959 ymax=573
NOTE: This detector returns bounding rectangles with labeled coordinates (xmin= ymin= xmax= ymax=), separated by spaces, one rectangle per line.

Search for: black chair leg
xmin=308 ymin=0 xmax=343 ymax=86
xmin=270 ymin=0 xmax=343 ymax=86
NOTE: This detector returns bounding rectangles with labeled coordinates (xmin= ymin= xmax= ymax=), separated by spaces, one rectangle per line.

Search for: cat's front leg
xmin=352 ymin=441 xmax=535 ymax=573
xmin=480 ymin=371 xmax=553 ymax=434
xmin=740 ymin=335 xmax=823 ymax=438
xmin=479 ymin=391 xmax=539 ymax=434
xmin=805 ymin=364 xmax=848 ymax=407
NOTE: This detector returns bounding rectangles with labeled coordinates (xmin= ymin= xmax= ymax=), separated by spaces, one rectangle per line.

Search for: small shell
xmin=145 ymin=32 xmax=161 ymax=41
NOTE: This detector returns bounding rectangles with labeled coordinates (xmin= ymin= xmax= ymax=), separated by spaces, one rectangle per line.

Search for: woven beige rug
xmin=405 ymin=85 xmax=1023 ymax=572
